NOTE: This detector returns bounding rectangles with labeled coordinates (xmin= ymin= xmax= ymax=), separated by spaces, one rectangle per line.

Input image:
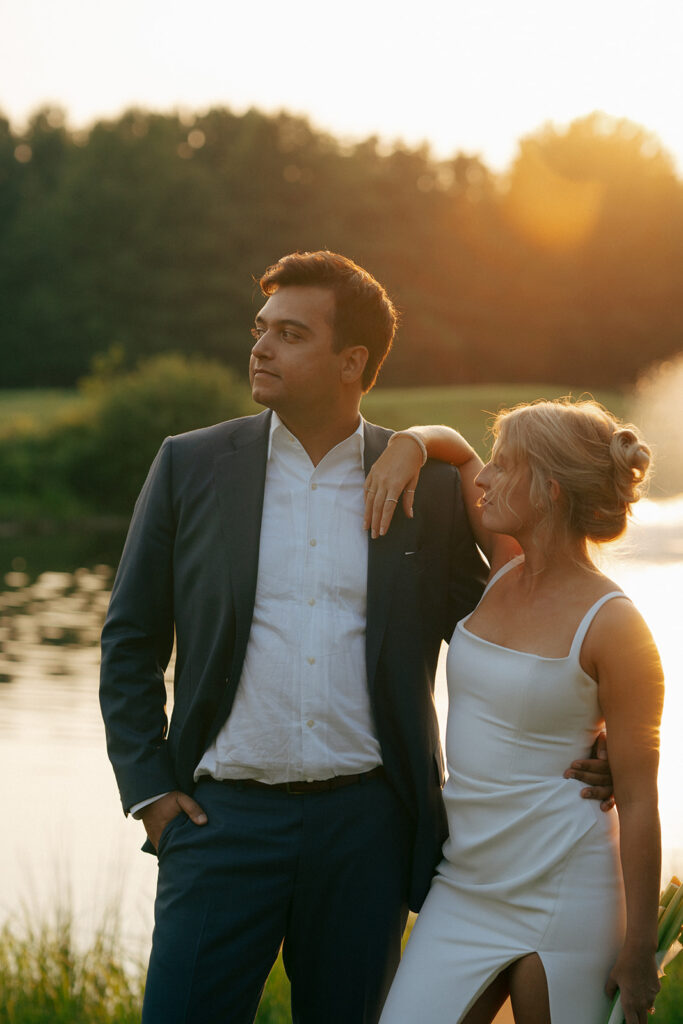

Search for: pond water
xmin=0 ymin=503 xmax=682 ymax=966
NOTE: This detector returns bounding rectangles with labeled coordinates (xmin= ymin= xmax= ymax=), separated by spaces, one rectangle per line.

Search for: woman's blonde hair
xmin=492 ymin=398 xmax=651 ymax=543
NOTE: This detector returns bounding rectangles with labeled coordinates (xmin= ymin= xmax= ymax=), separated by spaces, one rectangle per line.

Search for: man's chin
xmin=251 ymin=385 xmax=275 ymax=410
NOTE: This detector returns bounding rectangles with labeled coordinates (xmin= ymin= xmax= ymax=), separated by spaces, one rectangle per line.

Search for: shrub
xmin=0 ymin=354 xmax=254 ymax=518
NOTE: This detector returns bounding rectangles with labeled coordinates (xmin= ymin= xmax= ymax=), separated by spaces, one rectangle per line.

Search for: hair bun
xmin=610 ymin=428 xmax=651 ymax=503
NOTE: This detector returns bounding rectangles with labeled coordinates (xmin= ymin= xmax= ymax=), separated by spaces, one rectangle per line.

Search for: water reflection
xmin=0 ymin=567 xmax=111 ymax=670
xmin=0 ymin=506 xmax=681 ymax=955
xmin=0 ymin=567 xmax=114 ymax=750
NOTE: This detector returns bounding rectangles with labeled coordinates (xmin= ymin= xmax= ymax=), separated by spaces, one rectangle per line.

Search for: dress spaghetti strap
xmin=482 ymin=555 xmax=524 ymax=597
xmin=568 ymin=590 xmax=629 ymax=661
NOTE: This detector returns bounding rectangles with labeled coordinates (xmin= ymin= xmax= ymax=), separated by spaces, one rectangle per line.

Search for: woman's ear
xmin=548 ymin=478 xmax=561 ymax=503
xmin=340 ymin=346 xmax=369 ymax=385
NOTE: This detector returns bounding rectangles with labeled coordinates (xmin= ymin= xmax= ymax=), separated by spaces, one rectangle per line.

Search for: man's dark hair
xmin=259 ymin=250 xmax=398 ymax=392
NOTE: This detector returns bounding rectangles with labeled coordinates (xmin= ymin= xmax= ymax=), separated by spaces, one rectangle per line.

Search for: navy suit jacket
xmin=100 ymin=410 xmax=487 ymax=910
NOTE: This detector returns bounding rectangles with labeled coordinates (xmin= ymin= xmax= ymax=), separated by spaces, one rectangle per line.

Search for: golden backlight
xmin=2 ymin=1 xmax=682 ymax=177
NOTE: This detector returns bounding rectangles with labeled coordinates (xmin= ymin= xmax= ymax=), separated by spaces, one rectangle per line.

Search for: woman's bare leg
xmin=508 ymin=954 xmax=551 ymax=1024
xmin=459 ymin=971 xmax=510 ymax=1024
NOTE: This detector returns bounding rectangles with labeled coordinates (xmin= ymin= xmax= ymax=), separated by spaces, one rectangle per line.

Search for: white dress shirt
xmin=195 ymin=413 xmax=382 ymax=784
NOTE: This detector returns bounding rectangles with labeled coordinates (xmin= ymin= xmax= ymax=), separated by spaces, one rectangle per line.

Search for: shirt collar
xmin=268 ymin=411 xmax=365 ymax=463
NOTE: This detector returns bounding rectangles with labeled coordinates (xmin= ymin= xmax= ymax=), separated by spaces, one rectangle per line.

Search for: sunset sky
xmin=2 ymin=0 xmax=682 ymax=172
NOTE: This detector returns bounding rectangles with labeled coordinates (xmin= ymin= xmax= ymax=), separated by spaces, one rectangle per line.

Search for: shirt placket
xmin=301 ymin=462 xmax=321 ymax=780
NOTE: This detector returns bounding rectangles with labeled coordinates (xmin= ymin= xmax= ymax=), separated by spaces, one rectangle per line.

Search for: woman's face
xmin=475 ymin=442 xmax=537 ymax=536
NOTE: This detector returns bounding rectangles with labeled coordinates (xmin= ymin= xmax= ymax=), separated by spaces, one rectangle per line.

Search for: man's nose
xmin=251 ymin=330 xmax=272 ymax=359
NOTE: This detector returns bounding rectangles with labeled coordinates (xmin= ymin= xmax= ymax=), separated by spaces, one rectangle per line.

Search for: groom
xmin=100 ymin=250 xmax=611 ymax=1024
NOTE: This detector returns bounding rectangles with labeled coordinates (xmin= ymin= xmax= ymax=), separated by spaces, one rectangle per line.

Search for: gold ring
xmin=385 ymin=497 xmax=399 ymax=504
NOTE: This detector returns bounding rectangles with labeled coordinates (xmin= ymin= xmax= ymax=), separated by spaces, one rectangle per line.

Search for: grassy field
xmin=0 ymin=383 xmax=628 ymax=455
xmin=362 ymin=383 xmax=628 ymax=457
xmin=0 ymin=389 xmax=87 ymax=431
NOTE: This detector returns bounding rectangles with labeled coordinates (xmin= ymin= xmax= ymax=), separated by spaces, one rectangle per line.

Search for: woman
xmin=365 ymin=399 xmax=664 ymax=1024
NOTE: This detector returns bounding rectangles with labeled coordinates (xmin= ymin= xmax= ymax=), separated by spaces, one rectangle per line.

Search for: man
xmin=100 ymin=251 xmax=611 ymax=1023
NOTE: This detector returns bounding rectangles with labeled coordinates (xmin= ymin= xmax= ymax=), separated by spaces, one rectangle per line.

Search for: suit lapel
xmin=363 ymin=422 xmax=408 ymax=691
xmin=213 ymin=410 xmax=271 ymax=683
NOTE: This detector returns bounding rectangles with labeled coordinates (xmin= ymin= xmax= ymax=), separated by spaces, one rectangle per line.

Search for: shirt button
xmin=311 ymin=482 xmax=318 ymax=491
xmin=308 ymin=598 xmax=315 ymax=606
xmin=307 ymin=656 xmax=316 ymax=665
xmin=309 ymin=538 xmax=317 ymax=547
xmin=307 ymin=720 xmax=315 ymax=728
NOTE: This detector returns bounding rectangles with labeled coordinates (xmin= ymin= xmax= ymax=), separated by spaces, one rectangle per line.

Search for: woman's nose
xmin=475 ymin=466 xmax=488 ymax=488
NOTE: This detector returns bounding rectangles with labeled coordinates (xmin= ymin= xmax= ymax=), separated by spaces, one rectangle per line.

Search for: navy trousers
xmin=142 ymin=772 xmax=413 ymax=1024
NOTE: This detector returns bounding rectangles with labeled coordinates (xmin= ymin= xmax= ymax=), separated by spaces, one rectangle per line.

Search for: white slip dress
xmin=379 ymin=556 xmax=627 ymax=1024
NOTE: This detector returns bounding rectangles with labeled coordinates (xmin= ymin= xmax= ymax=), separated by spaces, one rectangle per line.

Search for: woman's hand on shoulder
xmin=364 ymin=424 xmax=487 ymax=542
xmin=363 ymin=434 xmax=423 ymax=538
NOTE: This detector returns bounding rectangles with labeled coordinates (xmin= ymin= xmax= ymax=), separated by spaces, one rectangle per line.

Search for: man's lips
xmin=252 ymin=368 xmax=279 ymax=379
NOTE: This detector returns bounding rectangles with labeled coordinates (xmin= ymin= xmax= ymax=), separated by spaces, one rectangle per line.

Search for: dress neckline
xmin=459 ymin=557 xmax=626 ymax=663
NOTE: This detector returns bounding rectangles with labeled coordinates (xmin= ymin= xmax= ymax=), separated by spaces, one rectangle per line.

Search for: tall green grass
xmin=0 ymin=905 xmax=143 ymax=1024
xmin=0 ymin=906 xmax=392 ymax=1024
xmin=0 ymin=903 xmax=291 ymax=1024
xmin=1 ymin=904 xmax=681 ymax=1023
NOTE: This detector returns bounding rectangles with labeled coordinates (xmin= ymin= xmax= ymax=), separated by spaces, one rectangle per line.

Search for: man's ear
xmin=340 ymin=346 xmax=369 ymax=385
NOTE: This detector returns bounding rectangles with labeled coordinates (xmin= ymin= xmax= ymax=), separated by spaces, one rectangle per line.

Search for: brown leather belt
xmin=217 ymin=766 xmax=385 ymax=794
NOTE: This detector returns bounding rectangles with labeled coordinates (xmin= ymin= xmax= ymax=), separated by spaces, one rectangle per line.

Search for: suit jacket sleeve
xmin=100 ymin=437 xmax=180 ymax=813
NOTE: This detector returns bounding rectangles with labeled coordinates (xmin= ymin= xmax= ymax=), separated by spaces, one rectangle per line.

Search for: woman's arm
xmin=585 ymin=599 xmax=665 ymax=1023
xmin=363 ymin=425 xmax=518 ymax=569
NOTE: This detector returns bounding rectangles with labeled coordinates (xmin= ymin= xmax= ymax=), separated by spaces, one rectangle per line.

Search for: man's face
xmin=250 ymin=285 xmax=343 ymax=417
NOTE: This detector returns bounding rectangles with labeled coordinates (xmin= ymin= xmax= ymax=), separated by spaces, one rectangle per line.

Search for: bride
xmin=365 ymin=399 xmax=663 ymax=1024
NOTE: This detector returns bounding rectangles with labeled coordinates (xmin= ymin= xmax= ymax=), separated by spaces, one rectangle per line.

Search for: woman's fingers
xmin=363 ymin=442 xmax=423 ymax=537
xmin=401 ymin=474 xmax=420 ymax=520
xmin=364 ymin=469 xmax=420 ymax=538
xmin=379 ymin=494 xmax=400 ymax=537
xmin=364 ymin=483 xmax=396 ymax=538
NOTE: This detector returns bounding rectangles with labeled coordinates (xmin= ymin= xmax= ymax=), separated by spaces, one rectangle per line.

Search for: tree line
xmin=1 ymin=105 xmax=682 ymax=389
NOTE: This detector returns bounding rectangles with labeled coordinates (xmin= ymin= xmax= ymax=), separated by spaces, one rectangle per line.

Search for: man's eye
xmin=250 ymin=327 xmax=264 ymax=340
xmin=281 ymin=330 xmax=300 ymax=342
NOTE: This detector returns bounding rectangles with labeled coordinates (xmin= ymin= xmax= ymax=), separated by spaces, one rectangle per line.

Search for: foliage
xmin=0 ymin=379 xmax=630 ymax=521
xmin=656 ymin=953 xmax=683 ymax=1022
xmin=0 ymin=381 xmax=629 ymax=522
xmin=0 ymin=899 xmax=291 ymax=1024
xmin=0 ymin=355 xmax=253 ymax=518
xmin=1 ymin=904 xmax=681 ymax=1023
xmin=1 ymin=106 xmax=682 ymax=390
xmin=0 ymin=905 xmax=143 ymax=1024
xmin=256 ymin=957 xmax=291 ymax=1023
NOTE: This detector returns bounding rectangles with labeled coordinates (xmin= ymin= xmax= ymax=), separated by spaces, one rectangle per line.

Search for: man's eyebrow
xmin=254 ymin=314 xmax=312 ymax=333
